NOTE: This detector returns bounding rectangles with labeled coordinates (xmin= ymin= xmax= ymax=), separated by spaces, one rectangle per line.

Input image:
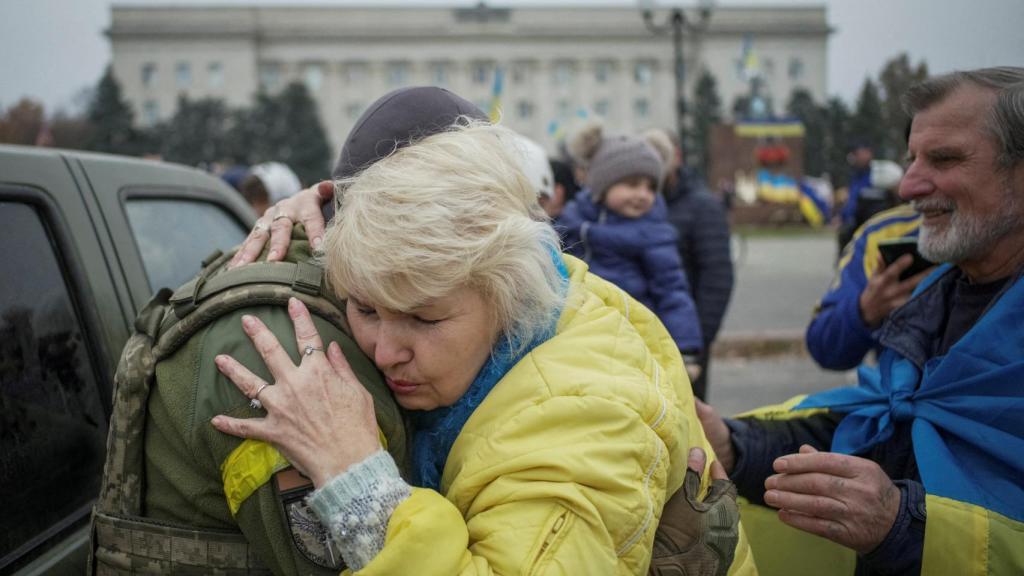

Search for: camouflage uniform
xmin=90 ymin=227 xmax=408 ymax=575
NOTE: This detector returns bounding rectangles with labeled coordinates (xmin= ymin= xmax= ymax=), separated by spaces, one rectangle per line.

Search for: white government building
xmin=108 ymin=3 xmax=829 ymax=159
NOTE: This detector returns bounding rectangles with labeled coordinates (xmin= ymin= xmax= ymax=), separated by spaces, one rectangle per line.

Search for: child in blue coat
xmin=559 ymin=123 xmax=704 ymax=362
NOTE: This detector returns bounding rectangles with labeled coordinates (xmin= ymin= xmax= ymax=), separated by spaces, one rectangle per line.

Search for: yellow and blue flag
xmin=489 ymin=66 xmax=504 ymax=122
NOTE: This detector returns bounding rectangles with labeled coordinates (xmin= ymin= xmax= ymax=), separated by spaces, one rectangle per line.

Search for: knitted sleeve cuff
xmin=306 ymin=450 xmax=412 ymax=571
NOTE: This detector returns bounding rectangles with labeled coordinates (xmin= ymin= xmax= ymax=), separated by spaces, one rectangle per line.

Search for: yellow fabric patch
xmin=221 ymin=429 xmax=389 ymax=516
xmin=221 ymin=439 xmax=289 ymax=516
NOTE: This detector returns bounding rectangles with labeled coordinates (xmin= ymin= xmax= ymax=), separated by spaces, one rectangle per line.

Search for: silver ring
xmin=249 ymin=382 xmax=269 ymax=410
xmin=252 ymin=220 xmax=270 ymax=234
xmin=303 ymin=344 xmax=324 ymax=356
xmin=272 ymin=213 xmax=293 ymax=222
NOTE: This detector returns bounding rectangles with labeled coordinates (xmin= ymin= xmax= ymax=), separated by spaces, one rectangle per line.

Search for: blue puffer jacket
xmin=558 ymin=190 xmax=704 ymax=352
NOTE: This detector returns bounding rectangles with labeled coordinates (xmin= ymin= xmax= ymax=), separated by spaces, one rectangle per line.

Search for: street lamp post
xmin=639 ymin=1 xmax=712 ymax=165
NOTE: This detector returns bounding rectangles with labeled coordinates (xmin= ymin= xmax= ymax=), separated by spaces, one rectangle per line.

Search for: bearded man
xmin=699 ymin=67 xmax=1024 ymax=575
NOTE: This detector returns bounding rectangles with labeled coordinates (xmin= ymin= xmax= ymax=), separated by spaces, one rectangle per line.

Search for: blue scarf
xmin=409 ymin=254 xmax=569 ymax=491
xmin=797 ymin=266 xmax=1024 ymax=522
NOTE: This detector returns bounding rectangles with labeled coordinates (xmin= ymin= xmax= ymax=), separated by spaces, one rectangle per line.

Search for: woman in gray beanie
xmin=559 ymin=122 xmax=705 ymax=374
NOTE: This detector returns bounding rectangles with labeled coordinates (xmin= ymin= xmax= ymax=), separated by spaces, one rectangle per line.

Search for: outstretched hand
xmin=764 ymin=444 xmax=900 ymax=554
xmin=211 ymin=297 xmax=380 ymax=487
xmin=228 ymin=181 xmax=335 ymax=269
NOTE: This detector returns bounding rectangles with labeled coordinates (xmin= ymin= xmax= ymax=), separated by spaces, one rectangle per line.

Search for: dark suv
xmin=0 ymin=145 xmax=255 ymax=574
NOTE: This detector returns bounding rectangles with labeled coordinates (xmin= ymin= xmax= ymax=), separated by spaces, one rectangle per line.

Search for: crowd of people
xmin=89 ymin=66 xmax=1024 ymax=576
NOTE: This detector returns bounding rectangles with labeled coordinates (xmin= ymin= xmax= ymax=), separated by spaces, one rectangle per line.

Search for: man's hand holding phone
xmin=859 ymin=239 xmax=935 ymax=329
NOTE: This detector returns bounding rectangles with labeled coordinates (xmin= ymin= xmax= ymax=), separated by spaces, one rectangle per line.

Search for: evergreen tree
xmin=878 ymin=54 xmax=929 ymax=160
xmin=86 ymin=66 xmax=138 ymax=155
xmin=160 ymin=95 xmax=230 ymax=167
xmin=849 ymin=78 xmax=886 ymax=154
xmin=730 ymin=94 xmax=751 ymax=120
xmin=50 ymin=113 xmax=94 ymax=150
xmin=222 ymin=107 xmax=260 ymax=165
xmin=243 ymin=83 xmax=331 ymax=185
xmin=786 ymin=88 xmax=826 ymax=177
xmin=691 ymin=70 xmax=722 ymax=177
xmin=822 ymin=97 xmax=851 ymax=189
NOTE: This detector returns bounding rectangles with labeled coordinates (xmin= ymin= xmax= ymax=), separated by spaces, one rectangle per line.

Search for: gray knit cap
xmin=584 ymin=134 xmax=663 ymax=202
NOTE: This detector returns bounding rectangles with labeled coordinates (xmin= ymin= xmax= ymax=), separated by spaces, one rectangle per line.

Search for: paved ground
xmin=707 ymin=229 xmax=858 ymax=417
xmin=720 ymin=230 xmax=838 ymax=337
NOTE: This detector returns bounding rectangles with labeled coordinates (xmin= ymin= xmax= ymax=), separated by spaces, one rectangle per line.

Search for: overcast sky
xmin=2 ymin=0 xmax=1022 ymax=114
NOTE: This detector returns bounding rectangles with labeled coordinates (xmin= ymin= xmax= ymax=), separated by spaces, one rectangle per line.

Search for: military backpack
xmin=88 ymin=242 xmax=408 ymax=576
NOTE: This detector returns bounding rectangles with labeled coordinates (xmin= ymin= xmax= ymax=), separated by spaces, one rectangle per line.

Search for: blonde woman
xmin=212 ymin=121 xmax=752 ymax=575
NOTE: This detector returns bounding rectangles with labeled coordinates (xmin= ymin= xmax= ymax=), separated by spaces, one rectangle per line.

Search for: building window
xmin=142 ymin=100 xmax=159 ymax=127
xmin=634 ymin=61 xmax=654 ymax=85
xmin=594 ymin=99 xmax=610 ymax=118
xmin=259 ymin=63 xmax=281 ymax=92
xmin=386 ymin=62 xmax=410 ymax=87
xmin=595 ymin=60 xmax=613 ymax=84
xmin=511 ymin=61 xmax=531 ymax=84
xmin=633 ymin=98 xmax=650 ymax=119
xmin=304 ymin=63 xmax=324 ymax=92
xmin=763 ymin=57 xmax=776 ymax=77
xmin=429 ymin=62 xmax=449 ymax=86
xmin=345 ymin=62 xmax=368 ymax=85
xmin=175 ymin=62 xmax=191 ymax=90
xmin=141 ymin=62 xmax=158 ymax=88
xmin=346 ymin=102 xmax=364 ymax=120
xmin=552 ymin=61 xmax=574 ymax=87
xmin=517 ymin=100 xmax=534 ymax=120
xmin=788 ymin=57 xmax=804 ymax=81
xmin=471 ymin=61 xmax=492 ymax=86
xmin=208 ymin=62 xmax=224 ymax=89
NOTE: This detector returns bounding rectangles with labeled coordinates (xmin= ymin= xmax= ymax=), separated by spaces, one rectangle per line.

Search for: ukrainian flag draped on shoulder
xmin=796 ymin=265 xmax=1024 ymax=575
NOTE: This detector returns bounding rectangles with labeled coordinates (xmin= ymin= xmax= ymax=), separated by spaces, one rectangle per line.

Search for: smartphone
xmin=877 ymin=237 xmax=935 ymax=280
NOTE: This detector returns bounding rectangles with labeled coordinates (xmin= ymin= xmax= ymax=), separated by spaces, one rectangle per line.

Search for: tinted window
xmin=125 ymin=198 xmax=248 ymax=292
xmin=0 ymin=201 xmax=106 ymax=567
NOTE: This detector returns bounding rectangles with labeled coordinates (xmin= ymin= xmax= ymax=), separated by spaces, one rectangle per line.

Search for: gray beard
xmin=915 ymin=189 xmax=1019 ymax=264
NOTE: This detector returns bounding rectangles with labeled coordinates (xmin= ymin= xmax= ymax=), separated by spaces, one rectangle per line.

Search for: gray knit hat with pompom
xmin=572 ymin=122 xmax=663 ymax=202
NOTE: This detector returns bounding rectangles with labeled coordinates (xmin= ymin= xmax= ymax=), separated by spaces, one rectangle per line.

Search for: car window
xmin=125 ymin=198 xmax=248 ymax=292
xmin=0 ymin=201 xmax=107 ymax=569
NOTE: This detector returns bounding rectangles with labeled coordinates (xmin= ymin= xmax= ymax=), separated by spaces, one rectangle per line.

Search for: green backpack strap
xmin=158 ymin=260 xmax=349 ymax=357
xmin=169 ymin=260 xmax=331 ymax=318
xmin=95 ymin=287 xmax=173 ymax=517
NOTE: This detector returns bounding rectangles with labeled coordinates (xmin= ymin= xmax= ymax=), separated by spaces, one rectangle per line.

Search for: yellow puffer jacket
xmin=350 ymin=255 xmax=756 ymax=575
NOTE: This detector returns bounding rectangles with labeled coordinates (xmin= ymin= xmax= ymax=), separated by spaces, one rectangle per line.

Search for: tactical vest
xmin=89 ymin=246 xmax=408 ymax=575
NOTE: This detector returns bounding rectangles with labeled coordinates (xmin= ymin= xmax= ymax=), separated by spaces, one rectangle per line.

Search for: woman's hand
xmin=228 ymin=181 xmax=335 ymax=269
xmin=211 ymin=297 xmax=381 ymax=487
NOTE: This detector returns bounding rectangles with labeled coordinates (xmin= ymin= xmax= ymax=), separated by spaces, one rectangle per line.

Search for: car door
xmin=0 ymin=147 xmax=127 ymax=575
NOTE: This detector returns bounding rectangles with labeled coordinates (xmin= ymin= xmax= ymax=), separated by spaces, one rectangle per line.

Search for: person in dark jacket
xmin=645 ymin=129 xmax=734 ymax=400
xmin=559 ymin=124 xmax=703 ymax=369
